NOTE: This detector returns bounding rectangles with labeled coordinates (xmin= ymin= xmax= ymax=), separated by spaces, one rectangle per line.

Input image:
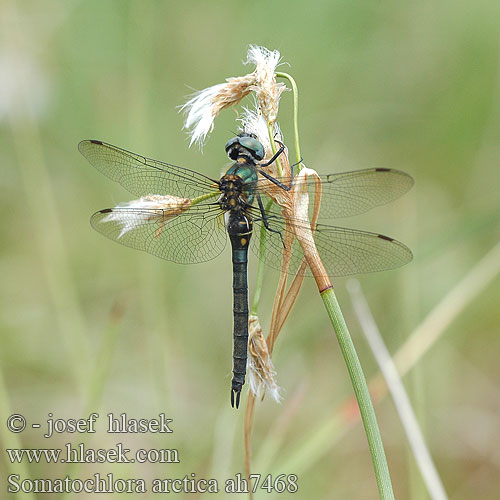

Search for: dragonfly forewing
xmin=79 ymin=139 xmax=219 ymax=199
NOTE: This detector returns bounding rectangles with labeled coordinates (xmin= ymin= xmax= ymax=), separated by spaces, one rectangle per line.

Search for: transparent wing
xmin=251 ymin=213 xmax=412 ymax=277
xmin=252 ymin=168 xmax=414 ymax=219
xmin=90 ymin=203 xmax=227 ymax=264
xmin=79 ymin=140 xmax=219 ymax=198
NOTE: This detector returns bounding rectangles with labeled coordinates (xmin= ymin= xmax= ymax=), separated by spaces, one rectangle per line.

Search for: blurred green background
xmin=1 ymin=0 xmax=499 ymax=498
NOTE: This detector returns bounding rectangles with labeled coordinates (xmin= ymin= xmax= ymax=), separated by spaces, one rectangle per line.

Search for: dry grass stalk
xmin=244 ymin=392 xmax=256 ymax=500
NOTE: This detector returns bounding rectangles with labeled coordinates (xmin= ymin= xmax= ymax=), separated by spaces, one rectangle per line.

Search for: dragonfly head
xmin=225 ymin=133 xmax=265 ymax=162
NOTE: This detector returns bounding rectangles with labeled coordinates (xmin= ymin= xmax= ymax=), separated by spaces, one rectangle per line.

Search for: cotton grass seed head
xmin=101 ymin=195 xmax=191 ymax=238
xmin=180 ymin=45 xmax=287 ymax=147
xmin=245 ymin=45 xmax=287 ymax=124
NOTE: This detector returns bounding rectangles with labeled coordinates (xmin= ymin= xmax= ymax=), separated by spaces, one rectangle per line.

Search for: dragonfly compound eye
xmin=225 ymin=135 xmax=265 ymax=161
xmin=224 ymin=136 xmax=239 ymax=153
xmin=238 ymin=136 xmax=264 ymax=161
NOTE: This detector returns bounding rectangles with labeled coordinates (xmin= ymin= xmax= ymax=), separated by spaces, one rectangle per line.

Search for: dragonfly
xmin=79 ymin=134 xmax=413 ymax=408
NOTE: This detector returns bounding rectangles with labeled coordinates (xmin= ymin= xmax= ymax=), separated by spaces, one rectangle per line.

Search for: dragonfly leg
xmin=258 ymin=144 xmax=302 ymax=193
xmin=260 ymin=139 xmax=285 ymax=167
xmin=256 ymin=194 xmax=285 ymax=248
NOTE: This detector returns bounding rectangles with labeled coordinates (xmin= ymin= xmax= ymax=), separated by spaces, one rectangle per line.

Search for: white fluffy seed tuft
xmin=180 ymin=45 xmax=287 ymax=147
xmin=101 ymin=195 xmax=191 ymax=238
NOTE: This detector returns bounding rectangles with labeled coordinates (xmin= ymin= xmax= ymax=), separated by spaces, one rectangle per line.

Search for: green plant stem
xmin=276 ymin=71 xmax=302 ymax=165
xmin=321 ymin=287 xmax=395 ymax=500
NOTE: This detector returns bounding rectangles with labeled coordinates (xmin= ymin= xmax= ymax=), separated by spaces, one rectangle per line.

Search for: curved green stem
xmin=321 ymin=287 xmax=395 ymax=500
xmin=276 ymin=71 xmax=302 ymax=166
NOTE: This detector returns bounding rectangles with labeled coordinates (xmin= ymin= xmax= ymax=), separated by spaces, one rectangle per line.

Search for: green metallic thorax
xmin=224 ymin=161 xmax=258 ymax=206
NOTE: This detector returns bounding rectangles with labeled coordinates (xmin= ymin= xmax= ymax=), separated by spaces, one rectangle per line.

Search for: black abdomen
xmin=227 ymin=211 xmax=253 ymax=408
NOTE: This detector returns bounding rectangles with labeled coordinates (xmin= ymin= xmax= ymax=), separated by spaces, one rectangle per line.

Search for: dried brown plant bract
xmin=289 ymin=167 xmax=331 ymax=292
xmin=247 ymin=315 xmax=281 ymax=402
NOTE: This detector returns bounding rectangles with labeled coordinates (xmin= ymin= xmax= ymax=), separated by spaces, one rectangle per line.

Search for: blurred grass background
xmin=1 ymin=0 xmax=499 ymax=498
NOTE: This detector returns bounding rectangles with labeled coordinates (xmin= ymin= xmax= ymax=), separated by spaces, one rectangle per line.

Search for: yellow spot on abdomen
xmin=241 ymin=238 xmax=247 ymax=246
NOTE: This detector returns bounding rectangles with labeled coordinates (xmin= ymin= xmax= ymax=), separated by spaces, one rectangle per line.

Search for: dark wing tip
xmin=375 ymin=167 xmax=391 ymax=172
xmin=99 ymin=208 xmax=113 ymax=214
xmin=378 ymin=234 xmax=414 ymax=266
xmin=377 ymin=234 xmax=394 ymax=242
xmin=78 ymin=139 xmax=105 ymax=155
